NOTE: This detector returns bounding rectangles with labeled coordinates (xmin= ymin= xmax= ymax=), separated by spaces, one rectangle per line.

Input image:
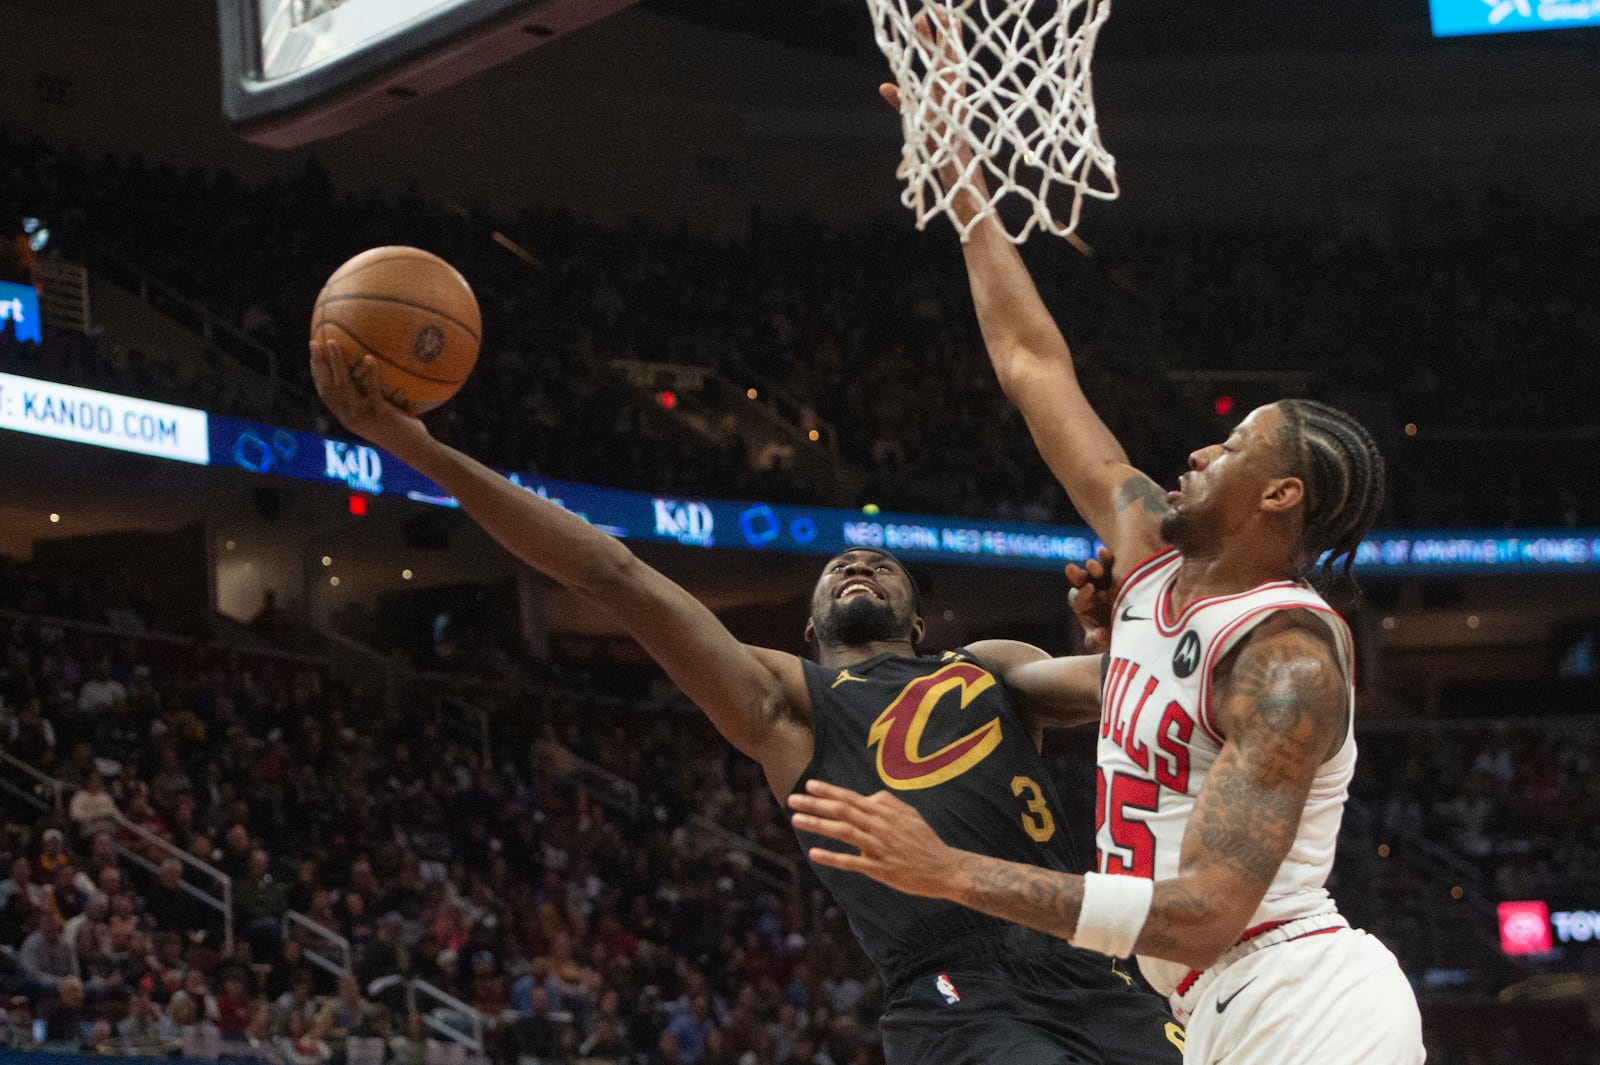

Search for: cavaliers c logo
xmin=867 ymin=662 xmax=1003 ymax=790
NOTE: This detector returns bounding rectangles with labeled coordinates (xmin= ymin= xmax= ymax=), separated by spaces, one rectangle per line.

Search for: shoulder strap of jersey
xmin=1194 ymin=595 xmax=1354 ymax=747
xmin=1111 ymin=546 xmax=1181 ymax=617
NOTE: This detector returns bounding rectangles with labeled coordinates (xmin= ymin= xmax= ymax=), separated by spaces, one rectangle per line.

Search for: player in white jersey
xmin=788 ymin=18 xmax=1424 ymax=1059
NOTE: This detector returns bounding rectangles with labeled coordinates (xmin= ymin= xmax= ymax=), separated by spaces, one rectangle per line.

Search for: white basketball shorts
xmin=1174 ymin=923 xmax=1425 ymax=1065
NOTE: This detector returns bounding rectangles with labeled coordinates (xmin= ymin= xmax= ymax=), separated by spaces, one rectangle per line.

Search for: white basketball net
xmin=869 ymin=0 xmax=1119 ymax=244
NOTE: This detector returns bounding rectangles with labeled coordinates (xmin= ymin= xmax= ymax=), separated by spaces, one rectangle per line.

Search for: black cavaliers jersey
xmin=797 ymin=649 xmax=1089 ymax=984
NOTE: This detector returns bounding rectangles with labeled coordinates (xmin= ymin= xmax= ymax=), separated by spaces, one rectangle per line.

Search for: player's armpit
xmin=1133 ymin=616 xmax=1348 ymax=970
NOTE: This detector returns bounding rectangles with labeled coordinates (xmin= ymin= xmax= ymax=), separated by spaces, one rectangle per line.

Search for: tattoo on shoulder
xmin=1115 ymin=475 xmax=1169 ymax=518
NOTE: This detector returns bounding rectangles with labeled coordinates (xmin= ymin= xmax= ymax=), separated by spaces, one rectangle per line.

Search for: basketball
xmin=310 ymin=246 xmax=481 ymax=414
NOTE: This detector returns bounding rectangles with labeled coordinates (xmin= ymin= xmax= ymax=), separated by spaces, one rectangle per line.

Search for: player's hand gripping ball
xmin=310 ymin=246 xmax=480 ymax=414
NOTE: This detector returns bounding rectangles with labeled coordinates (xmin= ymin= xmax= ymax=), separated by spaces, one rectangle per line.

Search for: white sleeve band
xmin=1070 ymin=872 xmax=1154 ymax=959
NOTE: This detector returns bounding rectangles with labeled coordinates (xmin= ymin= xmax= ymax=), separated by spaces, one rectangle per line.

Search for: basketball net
xmin=868 ymin=0 xmax=1118 ymax=244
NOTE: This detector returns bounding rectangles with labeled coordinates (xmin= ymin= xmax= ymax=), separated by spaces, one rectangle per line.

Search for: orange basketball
xmin=311 ymin=246 xmax=481 ymax=414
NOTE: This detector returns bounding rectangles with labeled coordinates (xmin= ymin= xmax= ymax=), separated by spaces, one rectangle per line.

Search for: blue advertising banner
xmin=0 ymin=281 xmax=42 ymax=343
xmin=205 ymin=413 xmax=1600 ymax=576
xmin=1430 ymin=0 xmax=1600 ymax=36
xmin=0 ymin=372 xmax=1594 ymax=576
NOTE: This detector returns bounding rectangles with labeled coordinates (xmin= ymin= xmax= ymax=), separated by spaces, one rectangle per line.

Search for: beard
xmin=1159 ymin=506 xmax=1188 ymax=549
xmin=813 ymin=595 xmax=907 ymax=647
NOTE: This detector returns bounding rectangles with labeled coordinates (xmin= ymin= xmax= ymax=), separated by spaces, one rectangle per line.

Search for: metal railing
xmin=409 ymin=978 xmax=485 ymax=1054
xmin=686 ymin=814 xmax=799 ymax=893
xmin=31 ymin=259 xmax=91 ymax=333
xmin=283 ymin=910 xmax=353 ymax=978
xmin=0 ymin=749 xmax=233 ymax=952
xmin=90 ymin=247 xmax=314 ymax=413
xmin=559 ymin=751 xmax=641 ymax=819
xmin=0 ymin=749 xmax=66 ymax=817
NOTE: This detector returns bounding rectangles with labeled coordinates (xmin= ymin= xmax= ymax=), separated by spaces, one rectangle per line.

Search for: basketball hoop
xmin=867 ymin=0 xmax=1119 ymax=244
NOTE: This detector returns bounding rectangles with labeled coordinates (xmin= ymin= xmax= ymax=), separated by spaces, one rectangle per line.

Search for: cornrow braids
xmin=1276 ymin=400 xmax=1387 ymax=581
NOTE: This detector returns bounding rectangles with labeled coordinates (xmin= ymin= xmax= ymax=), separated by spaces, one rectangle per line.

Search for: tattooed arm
xmin=957 ymin=208 xmax=1168 ymax=564
xmin=788 ymin=610 xmax=1348 ymax=972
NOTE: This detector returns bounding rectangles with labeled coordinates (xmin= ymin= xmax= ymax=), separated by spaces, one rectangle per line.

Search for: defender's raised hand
xmin=1066 ymin=546 xmax=1117 ymax=654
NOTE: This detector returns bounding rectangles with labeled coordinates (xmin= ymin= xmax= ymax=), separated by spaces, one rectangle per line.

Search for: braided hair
xmin=1275 ymin=400 xmax=1386 ymax=580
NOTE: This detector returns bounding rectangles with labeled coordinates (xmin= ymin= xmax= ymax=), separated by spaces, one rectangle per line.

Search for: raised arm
xmin=884 ymin=16 xmax=1168 ymax=564
xmin=958 ymin=211 xmax=1166 ymax=564
xmin=311 ymin=344 xmax=814 ymax=797
xmin=789 ymin=611 xmax=1346 ymax=972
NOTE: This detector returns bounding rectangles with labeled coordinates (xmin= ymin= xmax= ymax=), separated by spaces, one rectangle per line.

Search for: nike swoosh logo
xmin=1215 ymin=977 xmax=1257 ymax=1014
xmin=1119 ymin=606 xmax=1150 ymax=622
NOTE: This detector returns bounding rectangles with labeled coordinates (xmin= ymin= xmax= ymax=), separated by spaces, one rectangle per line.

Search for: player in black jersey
xmin=311 ymin=341 xmax=1183 ymax=1065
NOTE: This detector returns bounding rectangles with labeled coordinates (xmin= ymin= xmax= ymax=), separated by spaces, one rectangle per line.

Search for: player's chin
xmin=1157 ymin=505 xmax=1188 ymax=545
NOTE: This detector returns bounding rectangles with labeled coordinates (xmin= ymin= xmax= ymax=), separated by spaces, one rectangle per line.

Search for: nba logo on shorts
xmin=935 ymin=974 xmax=960 ymax=1004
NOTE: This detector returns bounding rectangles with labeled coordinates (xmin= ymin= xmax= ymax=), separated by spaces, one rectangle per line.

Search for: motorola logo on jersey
xmin=1171 ymin=631 xmax=1202 ymax=678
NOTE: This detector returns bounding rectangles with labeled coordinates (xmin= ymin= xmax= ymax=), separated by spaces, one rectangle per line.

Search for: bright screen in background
xmin=1498 ymin=900 xmax=1553 ymax=955
xmin=1430 ymin=0 xmax=1600 ymax=37
xmin=0 ymin=281 xmax=41 ymax=344
xmin=255 ymin=0 xmax=469 ymax=80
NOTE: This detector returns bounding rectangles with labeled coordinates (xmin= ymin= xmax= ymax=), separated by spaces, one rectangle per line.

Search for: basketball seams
xmin=312 ymin=246 xmax=479 ymax=415
xmin=315 ymin=293 xmax=481 ymax=342
xmin=314 ymin=318 xmax=470 ymax=385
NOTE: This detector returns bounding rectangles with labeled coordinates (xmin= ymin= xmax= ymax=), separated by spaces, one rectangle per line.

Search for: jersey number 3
xmin=1096 ymin=769 xmax=1157 ymax=877
xmin=1011 ymin=775 xmax=1056 ymax=842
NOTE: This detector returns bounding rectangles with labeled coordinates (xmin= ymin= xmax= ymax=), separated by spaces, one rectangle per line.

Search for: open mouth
xmin=837 ymin=579 xmax=885 ymax=602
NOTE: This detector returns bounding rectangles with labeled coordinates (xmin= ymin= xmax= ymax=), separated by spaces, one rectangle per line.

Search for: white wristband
xmin=1070 ymin=872 xmax=1153 ymax=959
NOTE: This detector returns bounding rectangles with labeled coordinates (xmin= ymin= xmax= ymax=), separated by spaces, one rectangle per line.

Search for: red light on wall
xmin=656 ymin=390 xmax=678 ymax=410
xmin=348 ymin=494 xmax=368 ymax=516
xmin=1214 ymin=396 xmax=1234 ymax=416
xmin=1498 ymin=900 xmax=1552 ymax=955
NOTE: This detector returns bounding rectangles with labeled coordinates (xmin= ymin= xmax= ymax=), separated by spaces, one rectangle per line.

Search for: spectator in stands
xmin=0 ymin=856 xmax=42 ymax=910
xmin=582 ymin=1015 xmax=634 ymax=1063
xmin=35 ymin=828 xmax=69 ymax=880
xmin=106 ymin=892 xmax=139 ymax=955
xmin=271 ymin=970 xmax=318 ymax=1038
xmin=388 ymin=1010 xmax=429 ymax=1065
xmin=56 ymin=742 xmax=96 ymax=790
xmin=116 ymin=986 xmax=178 ymax=1044
xmin=217 ymin=824 xmax=254 ymax=881
xmin=664 ymin=994 xmax=714 ymax=1065
xmin=144 ymin=858 xmax=202 ymax=935
xmin=234 ymin=848 xmax=287 ymax=952
xmin=47 ymin=862 xmax=85 ymax=922
xmin=73 ymin=920 xmax=124 ymax=1002
xmin=8 ymin=698 xmax=57 ymax=768
xmin=61 ymin=891 xmax=106 ymax=965
xmin=19 ymin=913 xmax=75 ymax=995
xmin=279 ymin=1007 xmax=333 ymax=1065
xmin=215 ymin=968 xmax=252 ymax=1037
xmin=36 ymin=975 xmax=97 ymax=1046
xmin=67 ymin=770 xmax=119 ymax=841
xmin=167 ymin=967 xmax=220 ymax=1026
xmin=76 ymin=657 xmax=125 ymax=723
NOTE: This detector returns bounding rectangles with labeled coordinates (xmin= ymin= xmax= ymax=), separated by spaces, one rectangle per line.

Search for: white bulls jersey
xmin=1095 ymin=548 xmax=1356 ymax=997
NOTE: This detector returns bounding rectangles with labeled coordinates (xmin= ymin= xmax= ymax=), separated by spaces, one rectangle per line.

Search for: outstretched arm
xmin=311 ymin=343 xmax=813 ymax=796
xmin=958 ymin=213 xmax=1167 ymax=565
xmin=964 ymin=640 xmax=1103 ymax=734
xmin=884 ymin=16 xmax=1167 ymax=564
xmin=788 ymin=612 xmax=1346 ymax=971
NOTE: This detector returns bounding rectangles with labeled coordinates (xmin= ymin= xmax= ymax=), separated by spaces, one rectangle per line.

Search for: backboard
xmin=218 ymin=0 xmax=636 ymax=148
